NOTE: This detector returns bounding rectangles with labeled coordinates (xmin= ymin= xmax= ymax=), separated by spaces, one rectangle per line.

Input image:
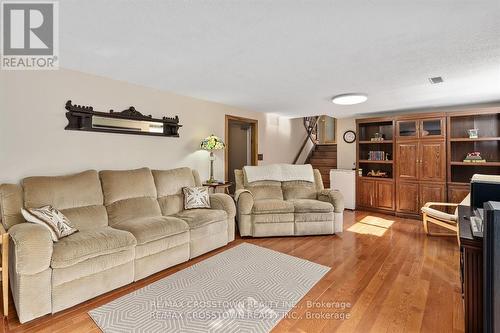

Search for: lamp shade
xmin=200 ymin=135 xmax=225 ymax=151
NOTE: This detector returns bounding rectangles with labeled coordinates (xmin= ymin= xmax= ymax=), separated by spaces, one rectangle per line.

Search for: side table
xmin=203 ymin=182 xmax=232 ymax=195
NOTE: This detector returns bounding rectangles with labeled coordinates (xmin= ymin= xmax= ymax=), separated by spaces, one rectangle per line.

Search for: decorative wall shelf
xmin=64 ymin=100 xmax=181 ymax=137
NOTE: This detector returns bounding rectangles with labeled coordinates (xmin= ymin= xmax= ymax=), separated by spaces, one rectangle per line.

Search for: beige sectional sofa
xmin=234 ymin=165 xmax=344 ymax=237
xmin=0 ymin=167 xmax=235 ymax=323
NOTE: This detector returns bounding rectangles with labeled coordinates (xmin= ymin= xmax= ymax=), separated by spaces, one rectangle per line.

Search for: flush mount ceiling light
xmin=331 ymin=93 xmax=368 ymax=105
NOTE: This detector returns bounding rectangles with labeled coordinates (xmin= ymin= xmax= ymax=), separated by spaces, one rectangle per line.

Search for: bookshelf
xmin=356 ymin=118 xmax=395 ymax=212
xmin=447 ymin=110 xmax=500 ymax=184
xmin=447 ymin=109 xmax=500 ymax=203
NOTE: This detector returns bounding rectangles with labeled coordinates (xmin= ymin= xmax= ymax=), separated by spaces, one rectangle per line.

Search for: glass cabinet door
xmin=396 ymin=120 xmax=418 ymax=138
xmin=420 ymin=118 xmax=444 ymax=138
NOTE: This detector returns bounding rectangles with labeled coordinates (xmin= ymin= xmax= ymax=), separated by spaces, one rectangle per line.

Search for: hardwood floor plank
xmin=0 ymin=211 xmax=463 ymax=333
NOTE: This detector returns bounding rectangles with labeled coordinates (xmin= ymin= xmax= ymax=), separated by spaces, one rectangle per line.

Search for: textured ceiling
xmin=60 ymin=1 xmax=500 ymax=118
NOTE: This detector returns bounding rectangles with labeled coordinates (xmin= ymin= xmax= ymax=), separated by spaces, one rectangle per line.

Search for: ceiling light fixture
xmin=331 ymin=93 xmax=368 ymax=105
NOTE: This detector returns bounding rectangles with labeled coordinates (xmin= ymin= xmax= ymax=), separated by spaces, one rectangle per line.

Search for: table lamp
xmin=200 ymin=134 xmax=225 ymax=183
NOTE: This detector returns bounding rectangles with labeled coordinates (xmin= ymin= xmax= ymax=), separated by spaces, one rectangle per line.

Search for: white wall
xmin=336 ymin=117 xmax=357 ymax=170
xmin=0 ymin=69 xmax=304 ymax=184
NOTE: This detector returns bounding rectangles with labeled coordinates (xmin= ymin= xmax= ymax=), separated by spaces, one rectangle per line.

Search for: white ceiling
xmin=60 ymin=1 xmax=500 ymax=118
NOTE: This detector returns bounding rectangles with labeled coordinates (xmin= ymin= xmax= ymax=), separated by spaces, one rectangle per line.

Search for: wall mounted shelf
xmin=64 ymin=100 xmax=182 ymax=137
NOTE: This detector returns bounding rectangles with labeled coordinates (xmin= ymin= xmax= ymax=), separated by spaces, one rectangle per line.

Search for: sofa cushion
xmin=99 ymin=168 xmax=162 ymax=225
xmin=174 ymin=209 xmax=227 ymax=229
xmin=99 ymin=168 xmax=157 ymax=205
xmin=106 ymin=197 xmax=162 ymax=226
xmin=282 ymin=181 xmax=317 ymax=200
xmin=252 ymin=199 xmax=294 ymax=214
xmin=289 ymin=199 xmax=333 ymax=213
xmin=152 ymin=167 xmax=197 ymax=197
xmin=0 ymin=184 xmax=24 ymax=230
xmin=153 ymin=168 xmax=202 ymax=215
xmin=22 ymin=170 xmax=108 ymax=229
xmin=51 ymin=227 xmax=136 ymax=269
xmin=113 ymin=216 xmax=188 ymax=245
xmin=246 ymin=182 xmax=284 ymax=201
xmin=23 ymin=170 xmax=103 ymax=210
xmin=61 ymin=205 xmax=109 ymax=231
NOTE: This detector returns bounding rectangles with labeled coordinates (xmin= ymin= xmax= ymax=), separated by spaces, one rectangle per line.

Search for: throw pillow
xmin=183 ymin=186 xmax=211 ymax=209
xmin=21 ymin=205 xmax=78 ymax=242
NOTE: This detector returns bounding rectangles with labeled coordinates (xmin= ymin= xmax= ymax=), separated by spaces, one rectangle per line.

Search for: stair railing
xmin=293 ymin=116 xmax=319 ymax=164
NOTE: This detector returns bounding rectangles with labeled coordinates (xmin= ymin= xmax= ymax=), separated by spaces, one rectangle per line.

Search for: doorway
xmin=225 ymin=115 xmax=258 ymax=194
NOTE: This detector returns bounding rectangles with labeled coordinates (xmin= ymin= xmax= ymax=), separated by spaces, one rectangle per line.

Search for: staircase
xmin=292 ymin=116 xmax=337 ymax=189
xmin=306 ymin=144 xmax=337 ymax=189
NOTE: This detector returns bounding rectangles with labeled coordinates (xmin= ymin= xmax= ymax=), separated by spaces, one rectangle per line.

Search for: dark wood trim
xmin=224 ymin=115 xmax=258 ymax=182
xmin=64 ymin=100 xmax=181 ymax=137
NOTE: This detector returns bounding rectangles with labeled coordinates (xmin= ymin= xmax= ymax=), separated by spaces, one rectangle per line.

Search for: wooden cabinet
xmin=396 ymin=140 xmax=446 ymax=182
xmin=448 ymin=184 xmax=470 ymax=204
xmin=395 ymin=116 xmax=446 ymax=217
xmin=358 ymin=178 xmax=375 ymax=207
xmin=396 ymin=117 xmax=445 ymax=140
xmin=396 ymin=182 xmax=419 ymax=213
xmin=357 ymin=178 xmax=394 ymax=212
xmin=396 ymin=120 xmax=418 ymax=139
xmin=420 ymin=141 xmax=446 ymax=182
xmin=396 ymin=141 xmax=418 ymax=181
xmin=356 ymin=108 xmax=499 ymax=219
xmin=419 ymin=183 xmax=446 ymax=206
xmin=397 ymin=182 xmax=446 ymax=214
xmin=419 ymin=118 xmax=445 ymax=139
xmin=376 ymin=181 xmax=395 ymax=210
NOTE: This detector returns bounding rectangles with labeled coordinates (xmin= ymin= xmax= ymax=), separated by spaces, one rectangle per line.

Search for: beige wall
xmin=336 ymin=117 xmax=357 ymax=170
xmin=0 ymin=69 xmax=304 ymax=184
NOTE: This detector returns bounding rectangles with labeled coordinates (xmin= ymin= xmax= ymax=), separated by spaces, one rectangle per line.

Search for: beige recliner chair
xmin=234 ymin=164 xmax=344 ymax=237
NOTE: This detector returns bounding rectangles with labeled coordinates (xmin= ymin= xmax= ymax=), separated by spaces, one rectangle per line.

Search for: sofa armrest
xmin=318 ymin=189 xmax=345 ymax=213
xmin=235 ymin=190 xmax=254 ymax=215
xmin=9 ymin=223 xmax=53 ymax=275
xmin=209 ymin=193 xmax=236 ymax=218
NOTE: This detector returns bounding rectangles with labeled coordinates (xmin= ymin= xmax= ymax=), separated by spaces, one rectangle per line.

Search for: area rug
xmin=89 ymin=243 xmax=329 ymax=333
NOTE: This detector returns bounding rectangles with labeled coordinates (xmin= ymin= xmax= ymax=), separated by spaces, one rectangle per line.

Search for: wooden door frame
xmin=225 ymin=115 xmax=259 ymax=182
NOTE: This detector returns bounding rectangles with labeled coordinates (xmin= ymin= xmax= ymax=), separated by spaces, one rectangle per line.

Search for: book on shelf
xmin=463 ymin=159 xmax=487 ymax=163
xmin=368 ymin=151 xmax=387 ymax=161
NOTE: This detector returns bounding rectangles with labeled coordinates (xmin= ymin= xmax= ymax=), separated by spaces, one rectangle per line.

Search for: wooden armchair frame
xmin=422 ymin=202 xmax=459 ymax=244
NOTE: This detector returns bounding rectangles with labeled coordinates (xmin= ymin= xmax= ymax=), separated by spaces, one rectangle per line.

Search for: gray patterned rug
xmin=89 ymin=243 xmax=329 ymax=333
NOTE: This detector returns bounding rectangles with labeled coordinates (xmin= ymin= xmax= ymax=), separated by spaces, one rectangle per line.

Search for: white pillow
xmin=21 ymin=205 xmax=78 ymax=242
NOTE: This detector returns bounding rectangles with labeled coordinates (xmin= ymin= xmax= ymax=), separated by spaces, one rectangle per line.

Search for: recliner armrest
xmin=318 ymin=189 xmax=345 ymax=213
xmin=209 ymin=193 xmax=236 ymax=218
xmin=9 ymin=223 xmax=53 ymax=275
xmin=235 ymin=190 xmax=254 ymax=215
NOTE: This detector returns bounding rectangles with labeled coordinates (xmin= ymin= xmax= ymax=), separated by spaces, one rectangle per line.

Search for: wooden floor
xmin=0 ymin=210 xmax=464 ymax=333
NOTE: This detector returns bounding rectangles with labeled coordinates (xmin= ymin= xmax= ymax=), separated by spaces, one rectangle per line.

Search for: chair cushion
xmin=252 ymin=199 xmax=294 ymax=214
xmin=289 ymin=199 xmax=333 ymax=213
xmin=113 ymin=216 xmax=188 ymax=245
xmin=421 ymin=207 xmax=457 ymax=222
xmin=174 ymin=209 xmax=227 ymax=229
xmin=51 ymin=227 xmax=136 ymax=268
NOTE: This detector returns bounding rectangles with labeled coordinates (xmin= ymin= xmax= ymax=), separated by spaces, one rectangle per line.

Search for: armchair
xmin=234 ymin=164 xmax=344 ymax=237
xmin=421 ymin=194 xmax=470 ymax=244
